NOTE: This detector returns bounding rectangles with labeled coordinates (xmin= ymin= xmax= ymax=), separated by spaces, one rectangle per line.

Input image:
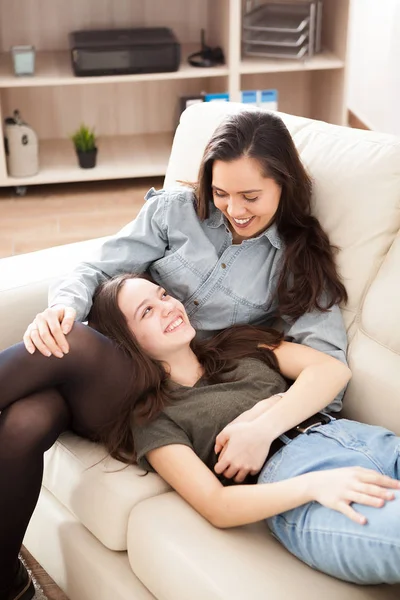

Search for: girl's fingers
xmin=214 ymin=453 xmax=229 ymax=474
xmin=348 ymin=492 xmax=385 ymax=508
xmin=358 ymin=469 xmax=400 ymax=489
xmin=234 ymin=469 xmax=249 ymax=483
xmin=338 ymin=501 xmax=367 ymax=525
xmin=222 ymin=464 xmax=240 ymax=480
xmin=356 ymin=482 xmax=395 ymax=501
xmin=215 ymin=430 xmax=228 ymax=449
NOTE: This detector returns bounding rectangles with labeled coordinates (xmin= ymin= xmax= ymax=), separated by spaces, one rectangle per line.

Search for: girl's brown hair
xmin=195 ymin=110 xmax=347 ymax=320
xmin=88 ymin=273 xmax=283 ymax=464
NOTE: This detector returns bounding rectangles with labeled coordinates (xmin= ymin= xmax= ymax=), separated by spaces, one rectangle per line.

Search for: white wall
xmin=347 ymin=0 xmax=400 ymax=134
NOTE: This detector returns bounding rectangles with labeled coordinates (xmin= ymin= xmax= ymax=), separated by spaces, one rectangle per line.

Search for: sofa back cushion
xmin=165 ymin=102 xmax=400 ymax=431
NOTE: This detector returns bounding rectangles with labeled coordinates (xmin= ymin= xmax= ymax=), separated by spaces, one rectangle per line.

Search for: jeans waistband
xmin=268 ymin=412 xmax=334 ymax=461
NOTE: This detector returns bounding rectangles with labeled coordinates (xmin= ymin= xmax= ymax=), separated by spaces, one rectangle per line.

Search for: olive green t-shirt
xmin=132 ymin=358 xmax=287 ymax=483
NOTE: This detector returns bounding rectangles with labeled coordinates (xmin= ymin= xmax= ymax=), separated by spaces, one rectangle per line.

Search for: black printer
xmin=69 ymin=28 xmax=181 ymax=77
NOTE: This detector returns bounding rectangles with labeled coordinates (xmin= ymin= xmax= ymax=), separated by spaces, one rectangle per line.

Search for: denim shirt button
xmin=193 ymin=300 xmax=199 ymax=306
xmin=221 ymin=263 xmax=227 ymax=269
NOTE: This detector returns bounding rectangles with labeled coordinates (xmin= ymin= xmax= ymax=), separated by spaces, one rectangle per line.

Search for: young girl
xmin=0 ymin=110 xmax=349 ymax=599
xmin=90 ymin=273 xmax=400 ymax=586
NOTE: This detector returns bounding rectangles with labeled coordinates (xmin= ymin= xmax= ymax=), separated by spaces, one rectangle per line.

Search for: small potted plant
xmin=71 ymin=124 xmax=97 ymax=169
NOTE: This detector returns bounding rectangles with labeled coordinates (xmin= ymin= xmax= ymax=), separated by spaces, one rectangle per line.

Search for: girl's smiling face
xmin=117 ymin=277 xmax=196 ymax=361
xmin=212 ymin=156 xmax=281 ymax=242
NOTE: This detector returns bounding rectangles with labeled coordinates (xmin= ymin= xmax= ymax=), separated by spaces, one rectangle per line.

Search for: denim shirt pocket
xmin=149 ymin=252 xmax=203 ymax=302
xmin=224 ymin=281 xmax=276 ymax=327
xmin=221 ymin=243 xmax=280 ymax=326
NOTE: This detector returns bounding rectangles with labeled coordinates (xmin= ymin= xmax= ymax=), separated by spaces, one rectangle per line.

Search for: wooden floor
xmin=21 ymin=547 xmax=69 ymax=600
xmin=0 ymin=177 xmax=163 ymax=259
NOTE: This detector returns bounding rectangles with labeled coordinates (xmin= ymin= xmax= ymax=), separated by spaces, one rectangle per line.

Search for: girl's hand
xmin=215 ymin=394 xmax=284 ymax=454
xmin=310 ymin=467 xmax=400 ymax=524
xmin=214 ymin=421 xmax=272 ymax=483
xmin=23 ymin=304 xmax=76 ymax=357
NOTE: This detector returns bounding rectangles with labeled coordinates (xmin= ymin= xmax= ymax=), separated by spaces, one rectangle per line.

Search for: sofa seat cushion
xmin=43 ymin=432 xmax=170 ymax=551
xmin=128 ymin=492 xmax=400 ymax=600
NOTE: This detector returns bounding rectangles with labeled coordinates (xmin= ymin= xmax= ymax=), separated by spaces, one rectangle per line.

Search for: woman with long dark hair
xmin=0 ymin=110 xmax=349 ymax=599
xmin=86 ymin=273 xmax=398 ymax=585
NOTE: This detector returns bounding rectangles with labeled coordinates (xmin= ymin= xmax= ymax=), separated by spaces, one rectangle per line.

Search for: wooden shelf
xmin=0 ymin=45 xmax=229 ymax=88
xmin=0 ymin=0 xmax=350 ymax=187
xmin=240 ymin=50 xmax=344 ymax=75
xmin=5 ymin=132 xmax=173 ymax=185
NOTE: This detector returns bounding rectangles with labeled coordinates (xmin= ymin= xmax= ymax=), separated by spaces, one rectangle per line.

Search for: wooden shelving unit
xmin=0 ymin=46 xmax=230 ymax=87
xmin=239 ymin=50 xmax=344 ymax=75
xmin=5 ymin=133 xmax=173 ymax=185
xmin=0 ymin=0 xmax=349 ymax=189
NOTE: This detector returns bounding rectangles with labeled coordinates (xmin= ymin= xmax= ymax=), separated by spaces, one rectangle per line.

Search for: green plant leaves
xmin=71 ymin=124 xmax=96 ymax=152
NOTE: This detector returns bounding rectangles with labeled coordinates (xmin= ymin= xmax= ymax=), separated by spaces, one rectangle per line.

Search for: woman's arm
xmin=281 ymin=303 xmax=348 ymax=410
xmin=148 ymin=444 xmax=399 ymax=529
xmin=24 ymin=191 xmax=171 ymax=357
xmin=214 ymin=341 xmax=351 ymax=481
xmin=259 ymin=340 xmax=351 ymax=439
xmin=224 ymin=394 xmax=283 ymax=426
xmin=49 ymin=192 xmax=169 ymax=321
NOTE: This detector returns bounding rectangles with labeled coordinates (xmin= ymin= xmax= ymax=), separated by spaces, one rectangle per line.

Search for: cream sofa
xmin=1 ymin=102 xmax=400 ymax=600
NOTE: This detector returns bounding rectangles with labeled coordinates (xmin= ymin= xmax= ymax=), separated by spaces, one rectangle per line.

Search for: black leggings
xmin=0 ymin=323 xmax=134 ymax=595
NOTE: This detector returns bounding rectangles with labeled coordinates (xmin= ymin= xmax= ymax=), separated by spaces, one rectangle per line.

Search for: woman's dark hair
xmin=88 ymin=273 xmax=283 ymax=465
xmin=196 ymin=111 xmax=348 ymax=320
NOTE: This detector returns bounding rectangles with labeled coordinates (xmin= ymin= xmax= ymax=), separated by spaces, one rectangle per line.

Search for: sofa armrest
xmin=0 ymin=238 xmax=106 ymax=351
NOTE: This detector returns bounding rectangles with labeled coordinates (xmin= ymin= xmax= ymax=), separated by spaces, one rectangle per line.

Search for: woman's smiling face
xmin=212 ymin=156 xmax=281 ymax=242
xmin=117 ymin=278 xmax=196 ymax=361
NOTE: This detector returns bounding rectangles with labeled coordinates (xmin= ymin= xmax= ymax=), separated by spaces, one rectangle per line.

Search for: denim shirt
xmin=49 ymin=187 xmax=347 ymax=411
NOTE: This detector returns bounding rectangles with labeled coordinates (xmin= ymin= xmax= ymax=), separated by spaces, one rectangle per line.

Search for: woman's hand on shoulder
xmin=214 ymin=420 xmax=272 ymax=483
xmin=308 ymin=467 xmax=400 ymax=525
xmin=23 ymin=304 xmax=76 ymax=357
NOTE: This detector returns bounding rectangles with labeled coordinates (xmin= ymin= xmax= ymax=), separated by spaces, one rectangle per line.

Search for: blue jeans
xmin=258 ymin=419 xmax=400 ymax=585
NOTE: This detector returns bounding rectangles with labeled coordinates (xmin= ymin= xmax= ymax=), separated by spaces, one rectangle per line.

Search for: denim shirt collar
xmin=206 ymin=202 xmax=282 ymax=250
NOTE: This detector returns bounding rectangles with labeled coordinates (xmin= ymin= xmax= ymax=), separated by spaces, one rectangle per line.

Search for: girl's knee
xmin=66 ymin=321 xmax=96 ymax=348
xmin=66 ymin=321 xmax=116 ymax=361
xmin=0 ymin=392 xmax=68 ymax=453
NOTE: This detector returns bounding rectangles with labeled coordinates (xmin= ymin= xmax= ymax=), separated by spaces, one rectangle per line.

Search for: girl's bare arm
xmin=148 ymin=444 xmax=399 ymax=529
